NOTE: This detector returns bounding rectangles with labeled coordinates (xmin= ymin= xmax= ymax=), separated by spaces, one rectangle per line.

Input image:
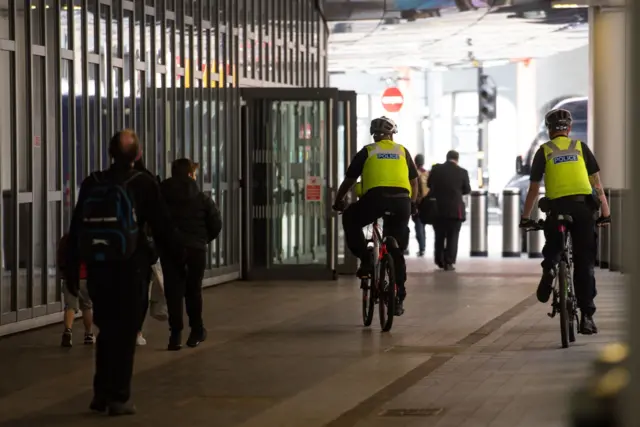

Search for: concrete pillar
xmin=589 ymin=5 xmax=626 ymax=189
xmin=426 ymin=70 xmax=444 ymax=164
xmin=626 ymin=0 xmax=639 ymax=426
xmin=516 ymin=60 xmax=537 ymax=155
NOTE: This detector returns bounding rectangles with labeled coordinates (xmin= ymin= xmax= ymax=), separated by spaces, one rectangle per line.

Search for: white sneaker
xmin=136 ymin=334 xmax=147 ymax=346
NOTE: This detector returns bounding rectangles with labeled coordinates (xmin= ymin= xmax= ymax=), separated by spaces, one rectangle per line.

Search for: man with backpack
xmin=65 ymin=129 xmax=184 ymax=416
xmin=160 ymin=158 xmax=222 ymax=351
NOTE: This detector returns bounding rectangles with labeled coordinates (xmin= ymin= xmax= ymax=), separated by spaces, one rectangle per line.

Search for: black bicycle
xmin=525 ymin=216 xmax=579 ymax=348
xmin=361 ymin=216 xmax=399 ymax=332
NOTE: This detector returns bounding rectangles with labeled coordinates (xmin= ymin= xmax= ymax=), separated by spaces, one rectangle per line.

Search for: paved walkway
xmin=0 ymin=258 xmax=625 ymax=427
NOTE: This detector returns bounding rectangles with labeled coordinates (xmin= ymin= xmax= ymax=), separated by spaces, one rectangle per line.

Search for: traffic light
xmin=478 ymin=74 xmax=497 ymax=121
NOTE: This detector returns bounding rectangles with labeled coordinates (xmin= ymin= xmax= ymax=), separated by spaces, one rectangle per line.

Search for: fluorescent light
xmin=551 ymin=2 xmax=588 ymax=8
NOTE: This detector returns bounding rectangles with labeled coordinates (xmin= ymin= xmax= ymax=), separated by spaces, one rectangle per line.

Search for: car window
xmin=570 ymin=120 xmax=587 ymax=144
xmin=557 ymin=100 xmax=587 ymax=122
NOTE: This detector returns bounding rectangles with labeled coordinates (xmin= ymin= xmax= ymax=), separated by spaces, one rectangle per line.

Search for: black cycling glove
xmin=332 ymin=199 xmax=347 ymax=212
xmin=519 ymin=218 xmax=535 ymax=229
xmin=596 ymin=216 xmax=611 ymax=226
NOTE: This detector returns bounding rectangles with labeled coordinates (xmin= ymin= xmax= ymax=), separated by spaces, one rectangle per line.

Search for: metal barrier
xmin=609 ymin=189 xmax=622 ymax=272
xmin=470 ymin=189 xmax=488 ymax=257
xmin=620 ymin=189 xmax=628 ymax=274
xmin=598 ymin=189 xmax=611 ymax=268
xmin=502 ymin=188 xmax=521 ymax=257
xmin=527 ymin=190 xmax=546 ymax=258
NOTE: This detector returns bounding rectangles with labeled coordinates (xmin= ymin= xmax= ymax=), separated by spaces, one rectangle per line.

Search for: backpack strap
xmin=90 ymin=171 xmax=102 ymax=184
xmin=122 ymin=171 xmax=143 ymax=186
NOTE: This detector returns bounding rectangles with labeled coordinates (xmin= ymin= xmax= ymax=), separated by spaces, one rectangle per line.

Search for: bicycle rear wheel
xmin=378 ymin=253 xmax=397 ymax=332
xmin=361 ymin=277 xmax=375 ymax=327
xmin=558 ymin=261 xmax=570 ymax=348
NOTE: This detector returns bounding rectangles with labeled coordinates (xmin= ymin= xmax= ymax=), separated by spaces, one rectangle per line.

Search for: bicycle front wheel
xmin=558 ymin=261 xmax=570 ymax=349
xmin=378 ymin=253 xmax=397 ymax=332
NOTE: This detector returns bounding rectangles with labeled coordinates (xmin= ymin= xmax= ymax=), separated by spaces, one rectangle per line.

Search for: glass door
xmin=336 ymin=91 xmax=358 ymax=275
xmin=240 ymin=88 xmax=355 ymax=281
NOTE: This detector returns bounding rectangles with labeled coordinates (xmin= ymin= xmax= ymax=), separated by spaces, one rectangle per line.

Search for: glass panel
xmin=88 ymin=0 xmax=99 ymax=53
xmin=123 ymin=10 xmax=133 ymax=128
xmin=17 ymin=203 xmax=31 ymax=310
xmin=113 ymin=0 xmax=121 ymax=57
xmin=75 ymin=63 xmax=85 ymax=184
xmin=0 ymin=50 xmax=13 ymax=310
xmin=30 ymin=0 xmax=44 ymax=45
xmin=193 ymin=81 xmax=201 ymax=165
xmin=47 ymin=201 xmax=61 ymax=304
xmin=337 ymin=101 xmax=346 ymax=264
xmin=0 ymin=0 xmax=10 ymax=40
xmin=184 ymin=87 xmax=191 ymax=160
xmin=218 ymin=188 xmax=226 ymax=266
xmin=32 ymin=56 xmax=45 ymax=289
xmin=206 ymin=89 xmax=216 ymax=185
xmin=61 ymin=60 xmax=73 ymax=227
xmin=269 ymin=100 xmax=326 ymax=266
xmin=157 ymin=78 xmax=166 ymax=178
xmin=88 ymin=65 xmax=99 ymax=174
xmin=134 ymin=2 xmax=143 ymax=60
xmin=113 ymin=67 xmax=122 ymax=130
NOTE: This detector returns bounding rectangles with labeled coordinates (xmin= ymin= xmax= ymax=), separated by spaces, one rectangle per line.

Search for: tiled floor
xmin=0 ymin=256 xmax=625 ymax=427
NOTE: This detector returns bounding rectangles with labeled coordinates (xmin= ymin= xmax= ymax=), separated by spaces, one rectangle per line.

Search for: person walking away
xmin=132 ymin=154 xmax=161 ymax=346
xmin=427 ymin=150 xmax=471 ymax=271
xmin=519 ymin=108 xmax=611 ymax=334
xmin=161 ymin=158 xmax=222 ymax=351
xmin=65 ymin=129 xmax=184 ymax=416
xmin=412 ymin=154 xmax=430 ymax=256
xmin=57 ymin=234 xmax=94 ymax=347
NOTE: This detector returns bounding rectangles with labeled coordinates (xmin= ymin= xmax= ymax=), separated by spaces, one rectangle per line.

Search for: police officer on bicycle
xmin=520 ymin=109 xmax=611 ymax=335
xmin=332 ymin=116 xmax=419 ymax=316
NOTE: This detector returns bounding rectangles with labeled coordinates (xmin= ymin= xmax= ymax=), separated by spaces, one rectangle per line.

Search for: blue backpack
xmin=78 ymin=171 xmax=141 ymax=263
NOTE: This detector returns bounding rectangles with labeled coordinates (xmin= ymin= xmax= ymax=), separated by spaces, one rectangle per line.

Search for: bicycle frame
xmin=558 ymin=224 xmax=574 ymax=294
xmin=371 ymin=221 xmax=389 ymax=261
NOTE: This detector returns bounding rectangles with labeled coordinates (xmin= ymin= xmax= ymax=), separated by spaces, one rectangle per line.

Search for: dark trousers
xmin=342 ymin=192 xmax=411 ymax=299
xmin=541 ymin=200 xmax=597 ymax=315
xmin=162 ymin=248 xmax=207 ymax=333
xmin=413 ymin=216 xmax=426 ymax=252
xmin=433 ymin=219 xmax=462 ymax=267
xmin=138 ymin=266 xmax=152 ymax=331
xmin=87 ymin=265 xmax=147 ymax=404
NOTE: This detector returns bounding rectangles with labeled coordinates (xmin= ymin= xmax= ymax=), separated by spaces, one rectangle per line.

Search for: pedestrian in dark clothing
xmin=161 ymin=158 xmax=222 ymax=351
xmin=412 ymin=154 xmax=430 ymax=256
xmin=427 ymin=150 xmax=471 ymax=271
xmin=65 ymin=129 xmax=183 ymax=416
xmin=133 ymin=152 xmax=161 ymax=345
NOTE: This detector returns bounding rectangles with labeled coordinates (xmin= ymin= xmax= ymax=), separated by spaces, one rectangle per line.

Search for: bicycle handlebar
xmin=522 ymin=215 xmax=611 ymax=232
xmin=522 ymin=219 xmax=545 ymax=232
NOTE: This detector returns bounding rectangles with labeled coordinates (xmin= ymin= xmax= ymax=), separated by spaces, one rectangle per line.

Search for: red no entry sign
xmin=381 ymin=87 xmax=404 ymax=113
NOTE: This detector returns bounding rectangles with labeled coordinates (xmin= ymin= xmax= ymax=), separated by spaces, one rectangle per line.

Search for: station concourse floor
xmin=0 ymin=253 xmax=625 ymax=427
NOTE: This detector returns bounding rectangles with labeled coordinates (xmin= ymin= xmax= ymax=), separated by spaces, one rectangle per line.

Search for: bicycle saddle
xmin=556 ymin=214 xmax=573 ymax=223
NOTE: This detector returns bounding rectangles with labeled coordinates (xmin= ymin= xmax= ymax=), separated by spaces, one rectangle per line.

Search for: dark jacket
xmin=160 ymin=176 xmax=222 ymax=250
xmin=65 ymin=164 xmax=184 ymax=291
xmin=427 ymin=161 xmax=471 ymax=221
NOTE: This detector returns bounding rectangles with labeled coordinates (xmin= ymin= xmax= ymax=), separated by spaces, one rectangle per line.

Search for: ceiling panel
xmin=328 ymin=6 xmax=589 ymax=70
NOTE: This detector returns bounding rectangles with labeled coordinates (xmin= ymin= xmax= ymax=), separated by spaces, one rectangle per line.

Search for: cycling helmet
xmin=545 ymin=109 xmax=573 ymax=131
xmin=370 ymin=116 xmax=398 ymax=136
